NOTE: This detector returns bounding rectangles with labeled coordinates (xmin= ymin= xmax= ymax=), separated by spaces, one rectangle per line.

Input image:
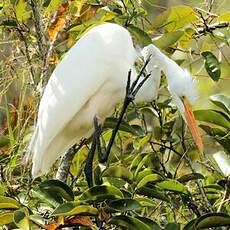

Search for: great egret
xmin=29 ymin=23 xmax=203 ymax=178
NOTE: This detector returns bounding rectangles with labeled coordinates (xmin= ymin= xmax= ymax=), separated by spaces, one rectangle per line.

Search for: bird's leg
xmin=99 ymin=62 xmax=151 ymax=163
xmin=84 ymin=116 xmax=103 ymax=187
xmin=84 ymin=131 xmax=97 ymax=188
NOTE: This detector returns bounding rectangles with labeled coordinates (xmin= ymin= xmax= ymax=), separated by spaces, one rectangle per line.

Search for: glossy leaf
xmin=135 ymin=216 xmax=161 ymax=230
xmin=0 ymin=196 xmax=20 ymax=209
xmin=108 ymin=199 xmax=141 ymax=212
xmin=210 ymin=94 xmax=230 ymax=115
xmin=79 ymin=185 xmax=123 ymax=202
xmin=202 ymin=51 xmax=221 ymax=81
xmin=128 ymin=25 xmax=152 ymax=46
xmin=52 ymin=202 xmax=98 ymax=216
xmin=31 ymin=188 xmax=63 ymax=208
xmin=109 ymin=215 xmax=151 ymax=230
xmin=177 ymin=173 xmax=204 ymax=183
xmin=102 ymin=166 xmax=133 ymax=183
xmin=135 ymin=197 xmax=155 ymax=207
xmin=0 ymin=212 xmax=14 ymax=226
xmin=39 ymin=180 xmax=74 ymax=201
xmin=156 ymin=180 xmax=189 ymax=195
xmin=194 ymin=109 xmax=230 ymax=130
xmin=136 ymin=187 xmax=170 ymax=202
xmin=153 ymin=31 xmax=184 ymax=49
xmin=104 ymin=117 xmax=143 ymax=135
xmin=165 ymin=223 xmax=180 ymax=230
xmin=193 ymin=213 xmax=230 ymax=229
xmin=136 ymin=174 xmax=163 ymax=189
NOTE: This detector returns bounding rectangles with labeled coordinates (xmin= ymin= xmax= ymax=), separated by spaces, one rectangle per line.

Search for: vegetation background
xmin=0 ymin=0 xmax=230 ymax=229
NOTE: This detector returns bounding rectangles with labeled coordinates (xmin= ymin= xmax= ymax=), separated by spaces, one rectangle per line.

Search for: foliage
xmin=0 ymin=0 xmax=230 ymax=229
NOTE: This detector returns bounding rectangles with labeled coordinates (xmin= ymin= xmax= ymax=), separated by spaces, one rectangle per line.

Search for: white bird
xmin=29 ymin=23 xmax=203 ymax=178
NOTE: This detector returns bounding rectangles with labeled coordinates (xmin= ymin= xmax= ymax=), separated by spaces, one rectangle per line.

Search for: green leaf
xmin=194 ymin=109 xmax=230 ymax=130
xmin=128 ymin=25 xmax=152 ymax=46
xmin=108 ymin=199 xmax=141 ymax=212
xmin=210 ymin=94 xmax=230 ymax=115
xmin=109 ymin=215 xmax=151 ymax=230
xmin=39 ymin=179 xmax=74 ymax=201
xmin=135 ymin=197 xmax=155 ymax=207
xmin=52 ymin=202 xmax=98 ymax=216
xmin=14 ymin=208 xmax=30 ymax=230
xmin=14 ymin=0 xmax=31 ymax=21
xmin=135 ymin=216 xmax=161 ymax=230
xmin=165 ymin=223 xmax=180 ymax=230
xmin=179 ymin=28 xmax=196 ymax=48
xmin=156 ymin=180 xmax=189 ymax=195
xmin=79 ymin=185 xmax=123 ymax=202
xmin=130 ymin=153 xmax=148 ymax=173
xmin=183 ymin=219 xmax=197 ymax=230
xmin=196 ymin=213 xmax=230 ymax=229
xmin=102 ymin=166 xmax=133 ymax=184
xmin=44 ymin=0 xmax=62 ymax=14
xmin=136 ymin=174 xmax=163 ymax=189
xmin=177 ymin=173 xmax=204 ymax=183
xmin=0 ymin=136 xmax=10 ymax=148
xmin=31 ymin=187 xmax=63 ymax=208
xmin=218 ymin=11 xmax=230 ymax=21
xmin=0 ymin=196 xmax=20 ymax=209
xmin=136 ymin=168 xmax=153 ymax=183
xmin=153 ymin=31 xmax=184 ymax=49
xmin=136 ymin=187 xmax=170 ymax=202
xmin=0 ymin=212 xmax=14 ymax=226
xmin=199 ymin=125 xmax=230 ymax=153
xmin=202 ymin=51 xmax=221 ymax=82
xmin=104 ymin=117 xmax=143 ymax=135
xmin=0 ymin=20 xmax=17 ymax=28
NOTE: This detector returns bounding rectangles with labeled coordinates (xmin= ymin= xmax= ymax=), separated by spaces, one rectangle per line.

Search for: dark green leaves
xmin=39 ymin=179 xmax=74 ymax=201
xmin=184 ymin=213 xmax=230 ymax=229
xmin=108 ymin=199 xmax=141 ymax=212
xmin=210 ymin=94 xmax=230 ymax=115
xmin=202 ymin=51 xmax=221 ymax=81
xmin=109 ymin=215 xmax=151 ymax=230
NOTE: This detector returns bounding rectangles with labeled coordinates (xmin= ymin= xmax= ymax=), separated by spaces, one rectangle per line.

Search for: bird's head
xmin=143 ymin=44 xmax=203 ymax=153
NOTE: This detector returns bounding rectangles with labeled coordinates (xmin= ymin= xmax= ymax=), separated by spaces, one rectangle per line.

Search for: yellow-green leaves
xmin=153 ymin=5 xmax=198 ymax=32
xmin=218 ymin=11 xmax=230 ymax=22
xmin=14 ymin=0 xmax=31 ymax=21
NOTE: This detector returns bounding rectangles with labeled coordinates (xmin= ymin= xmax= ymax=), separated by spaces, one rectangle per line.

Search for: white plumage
xmin=29 ymin=23 xmax=202 ymax=178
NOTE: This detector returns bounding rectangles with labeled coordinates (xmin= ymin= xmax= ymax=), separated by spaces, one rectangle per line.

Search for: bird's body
xmin=29 ymin=23 xmax=202 ymax=178
xmin=30 ymin=23 xmax=159 ymax=177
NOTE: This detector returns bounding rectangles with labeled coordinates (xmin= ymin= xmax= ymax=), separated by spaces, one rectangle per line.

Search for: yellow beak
xmin=182 ymin=96 xmax=203 ymax=153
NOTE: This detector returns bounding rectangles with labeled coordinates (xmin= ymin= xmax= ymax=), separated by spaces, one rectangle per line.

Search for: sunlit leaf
xmin=136 ymin=174 xmax=163 ymax=189
xmin=39 ymin=179 xmax=74 ymax=201
xmin=194 ymin=109 xmax=230 ymax=130
xmin=179 ymin=28 xmax=196 ymax=48
xmin=109 ymin=215 xmax=151 ymax=230
xmin=128 ymin=25 xmax=152 ymax=46
xmin=104 ymin=117 xmax=143 ymax=135
xmin=79 ymin=185 xmax=123 ymax=202
xmin=52 ymin=202 xmax=98 ymax=216
xmin=108 ymin=199 xmax=141 ymax=212
xmin=153 ymin=31 xmax=184 ymax=49
xmin=0 ymin=196 xmax=20 ymax=209
xmin=14 ymin=0 xmax=31 ymax=21
xmin=218 ymin=11 xmax=230 ymax=22
xmin=210 ymin=94 xmax=230 ymax=115
xmin=0 ymin=212 xmax=14 ymax=226
xmin=213 ymin=151 xmax=230 ymax=176
xmin=102 ymin=166 xmax=133 ymax=184
xmin=44 ymin=0 xmax=62 ymax=13
xmin=202 ymin=51 xmax=221 ymax=82
xmin=157 ymin=180 xmax=189 ymax=195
